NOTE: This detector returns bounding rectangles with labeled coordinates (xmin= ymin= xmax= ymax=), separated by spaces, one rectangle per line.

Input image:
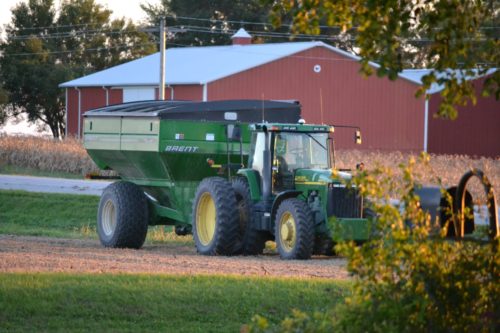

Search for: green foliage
xmin=266 ymin=0 xmax=499 ymax=120
xmin=141 ymin=0 xmax=284 ymax=46
xmin=247 ymin=311 xmax=335 ymax=333
xmin=249 ymin=155 xmax=500 ymax=332
xmin=0 ymin=0 xmax=156 ymax=138
xmin=0 ymin=273 xmax=349 ymax=332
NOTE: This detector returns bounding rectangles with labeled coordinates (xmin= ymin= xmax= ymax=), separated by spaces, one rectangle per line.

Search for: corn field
xmin=0 ymin=135 xmax=100 ymax=176
xmin=0 ymin=135 xmax=499 ymax=194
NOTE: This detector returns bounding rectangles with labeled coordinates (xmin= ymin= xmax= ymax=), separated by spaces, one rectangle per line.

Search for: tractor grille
xmin=327 ymin=184 xmax=363 ymax=218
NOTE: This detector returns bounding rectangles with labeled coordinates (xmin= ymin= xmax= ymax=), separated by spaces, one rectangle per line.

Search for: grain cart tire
xmin=275 ymin=198 xmax=314 ymax=260
xmin=193 ymin=177 xmax=239 ymax=256
xmin=97 ymin=182 xmax=149 ymax=249
xmin=232 ymin=177 xmax=266 ymax=255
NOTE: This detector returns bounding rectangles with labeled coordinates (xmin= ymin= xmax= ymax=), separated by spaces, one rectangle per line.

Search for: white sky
xmin=0 ymin=0 xmax=160 ymax=135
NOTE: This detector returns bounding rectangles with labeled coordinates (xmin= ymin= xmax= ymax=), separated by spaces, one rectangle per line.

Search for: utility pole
xmin=159 ymin=18 xmax=166 ymax=100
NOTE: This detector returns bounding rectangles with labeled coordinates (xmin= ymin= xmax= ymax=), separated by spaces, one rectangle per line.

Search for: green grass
xmin=0 ymin=273 xmax=350 ymax=332
xmin=0 ymin=164 xmax=83 ymax=179
xmin=0 ymin=190 xmax=99 ymax=238
xmin=0 ymin=190 xmax=195 ymax=245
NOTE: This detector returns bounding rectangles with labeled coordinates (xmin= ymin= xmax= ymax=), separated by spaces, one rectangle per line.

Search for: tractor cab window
xmin=272 ymin=132 xmax=329 ymax=172
xmin=272 ymin=132 xmax=329 ymax=191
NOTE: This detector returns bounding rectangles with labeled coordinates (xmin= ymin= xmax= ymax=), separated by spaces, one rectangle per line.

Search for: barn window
xmin=123 ymin=87 xmax=155 ymax=102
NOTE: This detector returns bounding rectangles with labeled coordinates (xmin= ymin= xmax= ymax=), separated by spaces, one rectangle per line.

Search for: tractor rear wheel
xmin=192 ymin=177 xmax=239 ymax=255
xmin=275 ymin=198 xmax=314 ymax=260
xmin=232 ymin=177 xmax=266 ymax=255
xmin=97 ymin=181 xmax=149 ymax=249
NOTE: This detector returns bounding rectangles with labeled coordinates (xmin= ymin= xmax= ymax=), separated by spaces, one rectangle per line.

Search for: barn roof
xmin=400 ymin=68 xmax=497 ymax=94
xmin=59 ymin=41 xmax=377 ymax=88
xmin=59 ymin=38 xmax=495 ymax=91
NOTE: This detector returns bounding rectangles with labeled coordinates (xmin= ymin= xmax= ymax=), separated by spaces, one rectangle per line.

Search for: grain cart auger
xmin=83 ymin=99 xmax=370 ymax=260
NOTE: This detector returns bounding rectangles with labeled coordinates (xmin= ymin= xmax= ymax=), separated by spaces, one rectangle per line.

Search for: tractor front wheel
xmin=192 ymin=177 xmax=239 ymax=255
xmin=97 ymin=181 xmax=149 ymax=249
xmin=275 ymin=198 xmax=314 ymax=260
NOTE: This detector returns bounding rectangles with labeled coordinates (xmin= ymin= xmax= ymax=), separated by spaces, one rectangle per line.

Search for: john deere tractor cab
xmin=235 ymin=122 xmax=368 ymax=259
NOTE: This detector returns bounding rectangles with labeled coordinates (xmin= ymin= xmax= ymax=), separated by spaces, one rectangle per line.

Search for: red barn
xmin=59 ymin=29 xmax=499 ymax=157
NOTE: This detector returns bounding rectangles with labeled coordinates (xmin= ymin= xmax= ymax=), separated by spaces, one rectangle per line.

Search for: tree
xmin=0 ymin=0 xmax=156 ymax=138
xmin=141 ymin=0 xmax=288 ymax=46
xmin=266 ymin=0 xmax=499 ymax=120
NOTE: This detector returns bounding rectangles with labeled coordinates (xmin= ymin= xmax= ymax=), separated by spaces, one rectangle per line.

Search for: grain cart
xmin=84 ymin=99 xmax=369 ymax=259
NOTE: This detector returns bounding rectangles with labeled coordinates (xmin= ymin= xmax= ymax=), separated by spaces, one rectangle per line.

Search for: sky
xmin=0 ymin=0 xmax=160 ymax=135
xmin=0 ymin=0 xmax=157 ymax=29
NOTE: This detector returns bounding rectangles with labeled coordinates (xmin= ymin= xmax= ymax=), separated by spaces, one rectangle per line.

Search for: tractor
xmin=84 ymin=99 xmax=370 ymax=259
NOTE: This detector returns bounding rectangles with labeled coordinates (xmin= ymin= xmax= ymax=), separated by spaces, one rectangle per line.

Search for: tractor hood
xmin=294 ymin=169 xmax=352 ymax=185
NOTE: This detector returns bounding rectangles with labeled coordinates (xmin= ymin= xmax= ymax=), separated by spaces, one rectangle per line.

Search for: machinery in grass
xmin=84 ymin=100 xmax=370 ymax=260
xmin=84 ymin=99 xmax=499 ymax=259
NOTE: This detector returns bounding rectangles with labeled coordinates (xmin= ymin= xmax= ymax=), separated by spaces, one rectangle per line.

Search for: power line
xmin=7 ymin=12 xmax=500 ymax=33
xmin=167 ymin=14 xmax=500 ymax=31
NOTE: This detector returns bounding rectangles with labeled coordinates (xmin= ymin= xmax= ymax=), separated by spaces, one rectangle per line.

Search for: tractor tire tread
xmin=97 ymin=181 xmax=149 ymax=249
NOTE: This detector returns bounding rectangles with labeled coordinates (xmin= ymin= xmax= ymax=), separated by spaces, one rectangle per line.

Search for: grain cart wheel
xmin=275 ymin=198 xmax=314 ymax=260
xmin=97 ymin=182 xmax=149 ymax=249
xmin=192 ymin=177 xmax=239 ymax=256
xmin=232 ymin=177 xmax=266 ymax=255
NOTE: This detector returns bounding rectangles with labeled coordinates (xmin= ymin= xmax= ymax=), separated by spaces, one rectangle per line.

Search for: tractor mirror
xmin=226 ymin=124 xmax=241 ymax=141
xmin=355 ymin=130 xmax=362 ymax=145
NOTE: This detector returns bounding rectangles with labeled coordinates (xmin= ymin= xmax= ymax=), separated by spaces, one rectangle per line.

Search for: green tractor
xmin=84 ymin=100 xmax=370 ymax=260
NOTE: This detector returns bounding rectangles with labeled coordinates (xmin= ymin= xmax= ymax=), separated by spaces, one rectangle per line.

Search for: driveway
xmin=0 ymin=174 xmax=111 ymax=196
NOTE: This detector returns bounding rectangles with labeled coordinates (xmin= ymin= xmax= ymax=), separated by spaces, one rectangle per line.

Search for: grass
xmin=0 ymin=189 xmax=194 ymax=244
xmin=0 ymin=190 xmax=99 ymax=238
xmin=0 ymin=273 xmax=350 ymax=332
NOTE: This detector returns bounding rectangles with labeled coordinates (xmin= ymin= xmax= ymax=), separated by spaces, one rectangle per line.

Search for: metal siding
xmin=79 ymin=88 xmax=107 ymax=137
xmin=428 ymin=77 xmax=500 ymax=157
xmin=208 ymin=47 xmax=424 ymax=151
xmin=66 ymin=89 xmax=79 ymax=136
xmin=109 ymin=89 xmax=123 ymax=105
xmin=155 ymin=87 xmax=174 ymax=100
xmin=172 ymin=85 xmax=203 ymax=101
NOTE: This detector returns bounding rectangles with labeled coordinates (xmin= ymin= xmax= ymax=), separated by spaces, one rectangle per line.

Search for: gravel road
xmin=0 ymin=174 xmax=111 ymax=195
xmin=0 ymin=235 xmax=349 ymax=279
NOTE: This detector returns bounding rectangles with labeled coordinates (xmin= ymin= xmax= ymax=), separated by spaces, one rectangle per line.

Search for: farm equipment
xmin=84 ymin=99 xmax=370 ymax=259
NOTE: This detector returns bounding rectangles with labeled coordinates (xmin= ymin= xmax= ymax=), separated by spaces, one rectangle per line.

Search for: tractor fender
xmin=236 ymin=169 xmax=261 ymax=201
xmin=271 ymin=190 xmax=303 ymax=222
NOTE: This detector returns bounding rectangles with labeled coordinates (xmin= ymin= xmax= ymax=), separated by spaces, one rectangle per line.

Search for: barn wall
xmin=427 ymin=77 xmax=500 ymax=157
xmin=154 ymin=87 xmax=174 ymax=100
xmin=208 ymin=47 xmax=425 ymax=151
xmin=173 ymin=84 xmax=204 ymax=101
xmin=66 ymin=88 xmax=79 ymax=137
xmin=109 ymin=88 xmax=123 ymax=105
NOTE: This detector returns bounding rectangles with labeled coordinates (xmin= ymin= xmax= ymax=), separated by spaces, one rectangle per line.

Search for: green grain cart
xmin=84 ymin=100 xmax=370 ymax=259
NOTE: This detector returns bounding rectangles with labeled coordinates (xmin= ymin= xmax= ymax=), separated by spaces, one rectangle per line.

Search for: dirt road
xmin=0 ymin=235 xmax=349 ymax=279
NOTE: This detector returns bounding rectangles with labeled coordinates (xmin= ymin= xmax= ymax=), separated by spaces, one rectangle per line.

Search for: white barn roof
xmin=400 ymin=68 xmax=497 ymax=94
xmin=59 ymin=41 xmax=372 ymax=88
xmin=60 ymin=39 xmax=494 ymax=90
